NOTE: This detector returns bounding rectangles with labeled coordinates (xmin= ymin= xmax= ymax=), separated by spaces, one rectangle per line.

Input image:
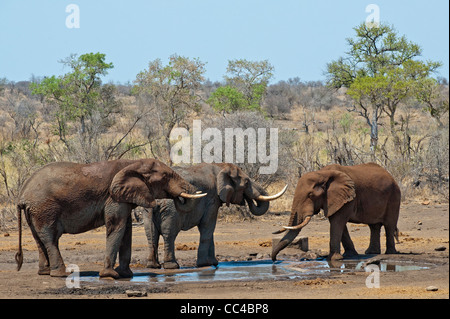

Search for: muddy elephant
xmin=144 ymin=163 xmax=287 ymax=269
xmin=15 ymin=159 xmax=206 ymax=279
xmin=272 ymin=163 xmax=401 ymax=261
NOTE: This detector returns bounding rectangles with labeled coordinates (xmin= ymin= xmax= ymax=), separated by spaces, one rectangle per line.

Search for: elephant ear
xmin=216 ymin=164 xmax=237 ymax=206
xmin=321 ymin=170 xmax=356 ymax=217
xmin=109 ymin=161 xmax=155 ymax=208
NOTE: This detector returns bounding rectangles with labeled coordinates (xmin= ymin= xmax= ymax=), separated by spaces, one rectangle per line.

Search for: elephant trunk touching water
xmin=271 ymin=163 xmax=401 ymax=261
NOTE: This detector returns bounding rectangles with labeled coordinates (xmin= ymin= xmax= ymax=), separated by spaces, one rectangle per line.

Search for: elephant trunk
xmin=173 ymin=196 xmax=196 ymax=214
xmin=170 ymin=177 xmax=206 ymax=214
xmin=271 ymin=229 xmax=301 ymax=261
xmin=244 ymin=184 xmax=287 ymax=216
xmin=245 ymin=197 xmax=270 ymax=216
xmin=271 ymin=212 xmax=311 ymax=261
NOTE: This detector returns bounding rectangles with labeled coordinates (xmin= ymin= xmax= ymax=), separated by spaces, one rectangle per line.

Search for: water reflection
xmin=79 ymin=258 xmax=430 ymax=284
xmin=325 ymin=258 xmax=430 ymax=273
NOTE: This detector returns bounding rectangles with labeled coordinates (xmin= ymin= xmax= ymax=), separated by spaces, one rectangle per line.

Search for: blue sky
xmin=0 ymin=0 xmax=448 ymax=84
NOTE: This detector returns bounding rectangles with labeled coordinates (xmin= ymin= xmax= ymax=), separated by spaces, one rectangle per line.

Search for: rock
xmin=426 ymin=286 xmax=438 ymax=292
xmin=300 ymin=251 xmax=318 ymax=260
xmin=435 ymin=246 xmax=447 ymax=251
xmin=126 ymin=290 xmax=147 ymax=297
xmin=421 ymin=200 xmax=430 ymax=205
xmin=296 ymin=237 xmax=309 ymax=252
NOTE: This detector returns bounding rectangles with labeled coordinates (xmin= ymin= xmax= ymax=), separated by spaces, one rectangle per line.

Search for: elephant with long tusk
xmin=144 ymin=163 xmax=287 ymax=269
xmin=15 ymin=158 xmax=206 ymax=279
xmin=271 ymin=163 xmax=401 ymax=262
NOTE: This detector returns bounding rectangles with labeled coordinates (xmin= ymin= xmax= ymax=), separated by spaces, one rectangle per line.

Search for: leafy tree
xmin=209 ymin=59 xmax=274 ymax=113
xmin=414 ymin=77 xmax=449 ymax=127
xmin=31 ymin=52 xmax=120 ymax=159
xmin=133 ymin=54 xmax=206 ymax=164
xmin=327 ymin=23 xmax=441 ymax=157
xmin=207 ymin=85 xmax=247 ymax=114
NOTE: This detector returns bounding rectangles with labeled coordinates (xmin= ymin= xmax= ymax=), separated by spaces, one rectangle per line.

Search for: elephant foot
xmin=99 ymin=267 xmax=120 ymax=279
xmin=343 ymin=250 xmax=359 ymax=258
xmin=365 ymin=248 xmax=381 ymax=255
xmin=385 ymin=248 xmax=398 ymax=254
xmin=197 ymin=258 xmax=219 ymax=268
xmin=50 ymin=267 xmax=69 ymax=277
xmin=115 ymin=266 xmax=133 ymax=278
xmin=327 ymin=252 xmax=344 ymax=261
xmin=146 ymin=260 xmax=161 ymax=269
xmin=163 ymin=261 xmax=180 ymax=269
xmin=38 ymin=267 xmax=51 ymax=276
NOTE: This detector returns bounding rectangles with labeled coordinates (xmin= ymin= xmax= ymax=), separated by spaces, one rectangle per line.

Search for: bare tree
xmin=134 ymin=54 xmax=206 ymax=164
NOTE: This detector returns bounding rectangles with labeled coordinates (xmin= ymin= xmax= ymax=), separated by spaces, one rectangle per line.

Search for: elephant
xmin=144 ymin=163 xmax=287 ymax=269
xmin=271 ymin=163 xmax=401 ymax=261
xmin=15 ymin=158 xmax=206 ymax=279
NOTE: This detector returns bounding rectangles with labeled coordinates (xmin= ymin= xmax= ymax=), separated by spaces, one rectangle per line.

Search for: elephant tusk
xmin=282 ymin=216 xmax=312 ymax=231
xmin=255 ymin=184 xmax=288 ymax=202
xmin=179 ymin=192 xmax=207 ymax=199
xmin=272 ymin=228 xmax=287 ymax=235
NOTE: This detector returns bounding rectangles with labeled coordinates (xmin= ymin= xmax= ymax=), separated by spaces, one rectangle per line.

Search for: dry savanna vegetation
xmin=0 ymin=23 xmax=448 ymax=229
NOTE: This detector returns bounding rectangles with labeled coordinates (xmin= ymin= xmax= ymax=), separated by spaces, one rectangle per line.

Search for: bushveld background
xmin=1 ymin=72 xmax=447 ymax=229
xmin=0 ymin=23 xmax=448 ymax=228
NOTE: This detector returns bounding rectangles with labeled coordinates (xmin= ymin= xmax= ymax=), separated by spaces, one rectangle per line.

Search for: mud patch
xmin=44 ymin=283 xmax=170 ymax=296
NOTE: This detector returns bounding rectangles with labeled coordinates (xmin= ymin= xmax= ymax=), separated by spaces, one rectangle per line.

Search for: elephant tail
xmin=15 ymin=204 xmax=25 ymax=271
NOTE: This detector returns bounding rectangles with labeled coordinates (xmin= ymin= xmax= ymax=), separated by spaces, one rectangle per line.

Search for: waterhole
xmin=79 ymin=258 xmax=431 ymax=284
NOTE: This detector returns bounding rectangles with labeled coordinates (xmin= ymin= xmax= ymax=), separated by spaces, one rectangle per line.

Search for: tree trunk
xmin=369 ymin=109 xmax=378 ymax=160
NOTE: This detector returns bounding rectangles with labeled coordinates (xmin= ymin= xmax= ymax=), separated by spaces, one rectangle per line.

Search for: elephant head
xmin=216 ymin=163 xmax=287 ymax=216
xmin=271 ymin=169 xmax=356 ymax=261
xmin=109 ymin=159 xmax=206 ymax=212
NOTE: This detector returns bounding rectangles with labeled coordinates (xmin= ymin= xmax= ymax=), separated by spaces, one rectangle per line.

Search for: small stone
xmin=426 ymin=286 xmax=438 ymax=292
xmin=417 ymin=221 xmax=422 ymax=225
xmin=126 ymin=290 xmax=147 ymax=297
xmin=435 ymin=246 xmax=447 ymax=251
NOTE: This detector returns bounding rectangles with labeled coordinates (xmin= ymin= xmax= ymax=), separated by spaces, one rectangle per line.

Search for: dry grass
xmin=0 ymin=87 xmax=448 ymax=230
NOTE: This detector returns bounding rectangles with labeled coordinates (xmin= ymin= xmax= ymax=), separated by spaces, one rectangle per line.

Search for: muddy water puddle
xmin=79 ymin=258 xmax=431 ymax=284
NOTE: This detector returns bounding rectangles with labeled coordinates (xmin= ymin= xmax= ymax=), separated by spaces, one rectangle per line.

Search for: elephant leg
xmin=115 ymin=215 xmax=133 ymax=278
xmin=100 ymin=203 xmax=130 ymax=279
xmin=384 ymin=224 xmax=398 ymax=254
xmin=143 ymin=208 xmax=161 ymax=269
xmin=328 ymin=214 xmax=346 ymax=260
xmin=28 ymin=222 xmax=50 ymax=275
xmin=162 ymin=232 xmax=179 ymax=269
xmin=37 ymin=244 xmax=51 ymax=275
xmin=384 ymin=198 xmax=400 ymax=254
xmin=366 ymin=223 xmax=382 ymax=254
xmin=38 ymin=227 xmax=67 ymax=277
xmin=342 ymin=225 xmax=358 ymax=258
xmin=197 ymin=224 xmax=218 ymax=267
